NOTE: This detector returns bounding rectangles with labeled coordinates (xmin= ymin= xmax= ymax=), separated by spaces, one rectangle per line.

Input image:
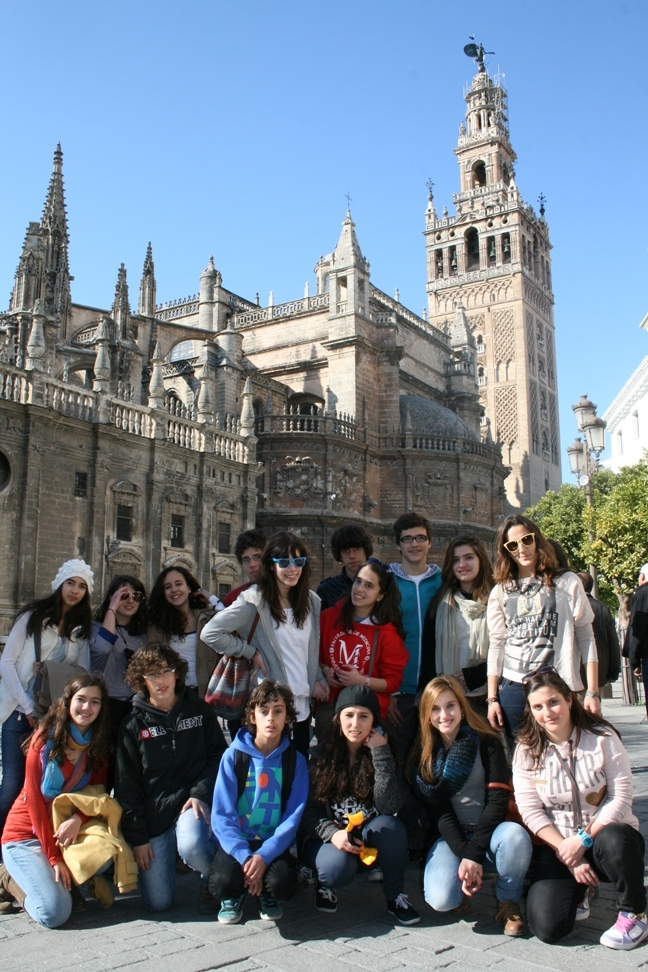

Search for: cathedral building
xmin=0 ymin=57 xmax=553 ymax=629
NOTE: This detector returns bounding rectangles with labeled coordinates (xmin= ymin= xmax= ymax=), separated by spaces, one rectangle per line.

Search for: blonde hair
xmin=417 ymin=676 xmax=498 ymax=783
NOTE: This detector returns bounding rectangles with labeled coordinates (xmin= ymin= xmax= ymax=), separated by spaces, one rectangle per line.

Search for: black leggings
xmin=527 ymin=824 xmax=646 ymax=944
xmin=208 ymin=847 xmax=298 ymax=901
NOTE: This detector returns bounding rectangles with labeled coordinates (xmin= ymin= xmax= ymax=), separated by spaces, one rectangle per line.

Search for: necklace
xmin=517 ymin=577 xmax=543 ymax=611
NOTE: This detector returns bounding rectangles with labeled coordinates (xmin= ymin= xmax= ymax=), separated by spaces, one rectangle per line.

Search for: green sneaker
xmin=258 ymin=892 xmax=283 ymax=921
xmin=218 ymin=892 xmax=247 ymax=924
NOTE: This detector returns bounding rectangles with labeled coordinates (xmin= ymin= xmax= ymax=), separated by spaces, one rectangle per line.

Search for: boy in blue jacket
xmin=209 ymin=679 xmax=308 ymax=924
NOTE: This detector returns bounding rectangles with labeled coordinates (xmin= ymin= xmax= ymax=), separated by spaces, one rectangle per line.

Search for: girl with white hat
xmin=0 ymin=560 xmax=93 ymax=844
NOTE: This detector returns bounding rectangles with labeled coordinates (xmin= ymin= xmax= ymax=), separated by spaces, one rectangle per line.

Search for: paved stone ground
xmin=2 ymin=695 xmax=647 ymax=971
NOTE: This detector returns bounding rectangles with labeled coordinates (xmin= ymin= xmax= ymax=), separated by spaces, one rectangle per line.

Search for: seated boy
xmin=208 ymin=680 xmax=308 ymax=923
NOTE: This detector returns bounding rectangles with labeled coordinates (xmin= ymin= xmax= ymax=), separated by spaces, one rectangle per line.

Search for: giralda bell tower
xmin=425 ymin=43 xmax=561 ymax=509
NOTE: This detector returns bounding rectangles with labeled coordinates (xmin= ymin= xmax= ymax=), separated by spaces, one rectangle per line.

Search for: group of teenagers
xmin=0 ymin=512 xmax=645 ymax=952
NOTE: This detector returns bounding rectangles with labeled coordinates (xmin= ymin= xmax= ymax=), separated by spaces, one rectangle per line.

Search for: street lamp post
xmin=567 ymin=395 xmax=606 ymax=598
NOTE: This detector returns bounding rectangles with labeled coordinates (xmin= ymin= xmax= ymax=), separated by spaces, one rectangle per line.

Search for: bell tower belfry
xmin=425 ymin=47 xmax=561 ymax=509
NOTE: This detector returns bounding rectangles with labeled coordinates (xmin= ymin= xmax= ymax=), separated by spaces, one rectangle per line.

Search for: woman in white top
xmin=486 ymin=515 xmax=599 ymax=741
xmin=0 ymin=559 xmax=93 ymax=841
xmin=147 ymin=567 xmax=223 ymax=697
xmin=201 ymin=532 xmax=328 ymax=754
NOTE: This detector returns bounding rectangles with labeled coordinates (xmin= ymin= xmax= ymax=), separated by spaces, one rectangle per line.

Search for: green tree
xmin=586 ymin=461 xmax=648 ymax=621
xmin=525 ymin=463 xmax=648 ymax=617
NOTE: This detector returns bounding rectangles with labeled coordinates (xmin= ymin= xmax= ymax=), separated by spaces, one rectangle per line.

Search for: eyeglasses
xmin=120 ymin=590 xmax=145 ymax=603
xmin=241 ymin=554 xmax=262 ymax=565
xmin=521 ymin=665 xmax=557 ymax=684
xmin=143 ymin=668 xmax=175 ymax=681
xmin=399 ymin=534 xmax=429 ymax=545
xmin=272 ymin=557 xmax=307 ymax=569
xmin=503 ymin=532 xmax=536 ymax=553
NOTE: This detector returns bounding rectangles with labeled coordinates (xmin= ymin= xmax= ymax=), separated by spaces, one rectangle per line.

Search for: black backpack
xmin=233 ymin=743 xmax=297 ymax=813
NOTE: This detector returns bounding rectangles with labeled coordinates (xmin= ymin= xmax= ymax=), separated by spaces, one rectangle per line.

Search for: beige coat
xmin=51 ymin=785 xmax=138 ymax=893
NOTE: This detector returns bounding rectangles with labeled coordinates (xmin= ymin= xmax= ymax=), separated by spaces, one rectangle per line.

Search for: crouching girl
xmin=301 ymin=685 xmax=419 ymax=925
xmin=413 ymin=676 xmax=532 ymax=936
xmin=0 ymin=675 xmax=111 ymax=927
xmin=208 ymin=680 xmax=308 ymax=924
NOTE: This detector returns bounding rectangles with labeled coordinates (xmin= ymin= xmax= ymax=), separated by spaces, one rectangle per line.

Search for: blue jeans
xmin=0 ymin=710 xmax=30 ymax=842
xmin=302 ymin=815 xmax=408 ymax=901
xmin=424 ymin=821 xmax=532 ymax=911
xmin=498 ymin=679 xmax=527 ymax=742
xmin=139 ymin=808 xmax=217 ymax=912
xmin=3 ymin=839 xmax=72 ymax=927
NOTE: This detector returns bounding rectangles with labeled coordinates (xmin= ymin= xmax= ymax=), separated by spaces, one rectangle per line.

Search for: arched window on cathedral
xmin=476 ymin=334 xmax=485 ymax=354
xmin=542 ymin=430 xmax=550 ymax=460
xmin=501 ymin=233 xmax=511 ymax=264
xmin=477 ymin=365 xmax=486 ymax=386
xmin=487 ymin=236 xmax=496 ymax=267
xmin=465 ymin=228 xmax=480 ymax=271
xmin=435 ymin=250 xmax=444 ymax=279
xmin=287 ymin=394 xmax=324 ymax=432
xmin=472 ymin=160 xmax=486 ymax=187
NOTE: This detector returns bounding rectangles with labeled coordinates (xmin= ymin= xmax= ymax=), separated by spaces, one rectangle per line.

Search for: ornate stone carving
xmin=274 ymin=456 xmax=326 ymax=499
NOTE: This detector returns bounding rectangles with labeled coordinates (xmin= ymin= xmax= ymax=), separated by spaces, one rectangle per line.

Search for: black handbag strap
xmin=247 ymin=610 xmax=260 ymax=645
xmin=34 ymin=625 xmax=42 ymax=664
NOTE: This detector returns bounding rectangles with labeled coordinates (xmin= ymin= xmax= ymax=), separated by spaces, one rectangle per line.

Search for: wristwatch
xmin=585 ymin=690 xmax=601 ymax=700
xmin=577 ymin=828 xmax=594 ymax=848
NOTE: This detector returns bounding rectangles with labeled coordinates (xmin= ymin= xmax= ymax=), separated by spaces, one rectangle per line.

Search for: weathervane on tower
xmin=463 ymin=37 xmax=495 ymax=73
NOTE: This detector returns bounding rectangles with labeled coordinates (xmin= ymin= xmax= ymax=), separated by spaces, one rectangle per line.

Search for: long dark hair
xmin=493 ymin=514 xmax=559 ymax=588
xmin=258 ymin=532 xmax=312 ymax=627
xmin=148 ymin=566 xmax=202 ymax=637
xmin=429 ymin=535 xmax=494 ymax=619
xmin=313 ymin=711 xmax=386 ymax=805
xmin=25 ymin=673 xmax=111 ymax=770
xmin=18 ymin=586 xmax=92 ymax=641
xmin=94 ymin=574 xmax=148 ymax=635
xmin=337 ymin=560 xmax=404 ymax=638
xmin=516 ymin=669 xmax=619 ymax=767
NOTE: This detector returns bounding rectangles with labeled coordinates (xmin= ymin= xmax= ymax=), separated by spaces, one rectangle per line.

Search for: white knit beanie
xmin=51 ymin=559 xmax=94 ymax=595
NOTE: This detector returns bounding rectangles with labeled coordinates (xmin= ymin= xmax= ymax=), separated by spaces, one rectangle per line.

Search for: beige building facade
xmin=1 ymin=58 xmax=559 ymax=626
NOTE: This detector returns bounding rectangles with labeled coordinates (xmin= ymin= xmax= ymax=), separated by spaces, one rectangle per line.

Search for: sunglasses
xmin=120 ymin=590 xmax=145 ymax=602
xmin=503 ymin=532 xmax=536 ymax=553
xmin=272 ymin=556 xmax=307 ymax=569
xmin=521 ymin=665 xmax=558 ymax=684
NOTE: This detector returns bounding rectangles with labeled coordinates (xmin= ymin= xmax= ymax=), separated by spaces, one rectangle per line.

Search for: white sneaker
xmin=368 ymin=867 xmax=383 ymax=883
xmin=600 ymin=911 xmax=648 ymax=950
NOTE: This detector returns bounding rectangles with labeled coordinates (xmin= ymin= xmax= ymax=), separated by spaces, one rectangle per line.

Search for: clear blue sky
xmin=1 ymin=1 xmax=646 ymax=476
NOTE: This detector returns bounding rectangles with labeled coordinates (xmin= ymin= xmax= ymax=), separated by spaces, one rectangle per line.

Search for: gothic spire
xmin=41 ymin=143 xmax=69 ymax=243
xmin=112 ymin=263 xmax=132 ymax=340
xmin=138 ymin=243 xmax=157 ymax=316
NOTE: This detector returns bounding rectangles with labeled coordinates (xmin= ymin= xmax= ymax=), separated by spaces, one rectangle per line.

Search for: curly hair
xmin=312 ymin=711 xmax=387 ymax=805
xmin=19 ymin=585 xmax=92 ymax=641
xmin=493 ymin=514 xmax=559 ymax=587
xmin=148 ymin=566 xmax=202 ymax=637
xmin=124 ymin=643 xmax=188 ymax=698
xmin=94 ymin=574 xmax=148 ymax=635
xmin=24 ymin=673 xmax=111 ymax=770
xmin=336 ymin=561 xmax=405 ymax=638
xmin=244 ymin=679 xmax=297 ymax=737
xmin=258 ymin=532 xmax=312 ymax=627
xmin=516 ymin=669 xmax=619 ymax=767
xmin=234 ymin=529 xmax=267 ymax=563
xmin=416 ymin=676 xmax=498 ymax=783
